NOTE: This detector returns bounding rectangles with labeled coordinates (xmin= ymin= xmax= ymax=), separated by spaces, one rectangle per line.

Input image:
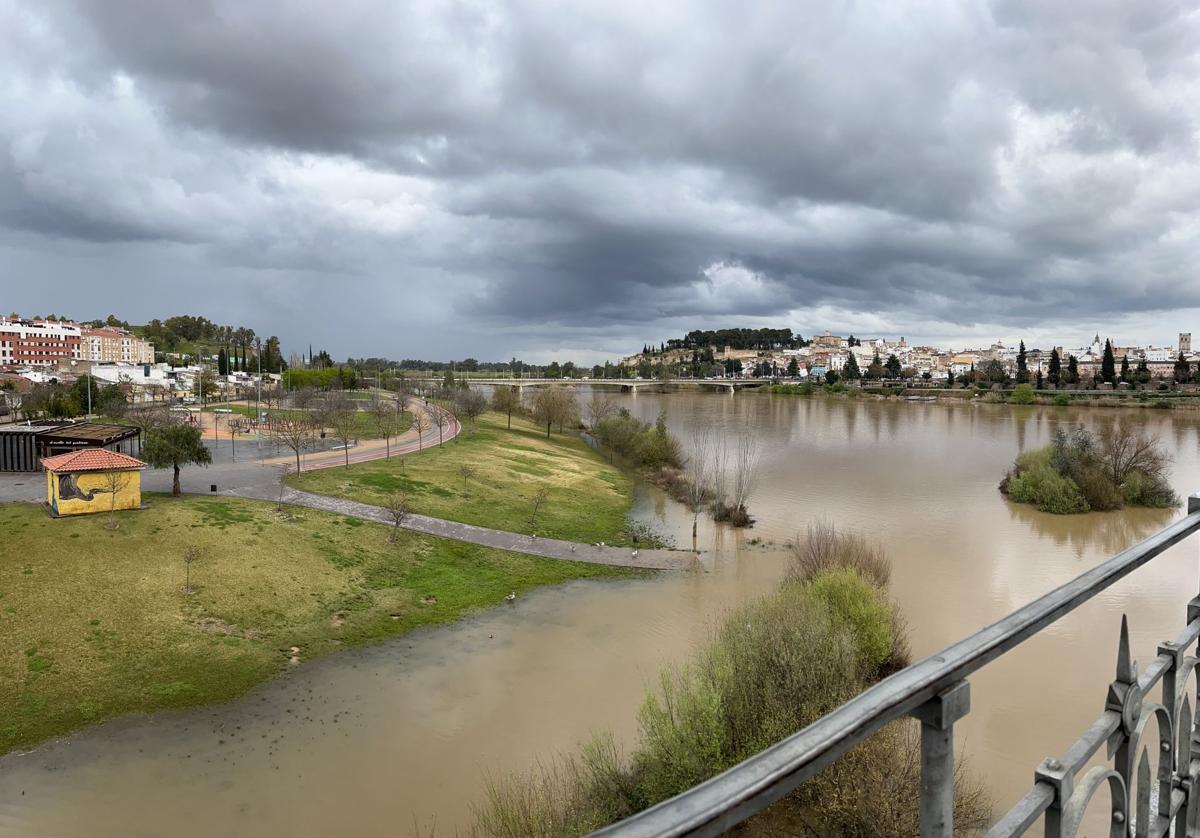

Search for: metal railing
xmin=590 ymin=494 xmax=1200 ymax=838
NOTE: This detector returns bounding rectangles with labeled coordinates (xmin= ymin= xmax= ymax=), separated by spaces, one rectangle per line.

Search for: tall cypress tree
xmin=1101 ymin=339 xmax=1116 ymax=383
xmin=1175 ymin=352 xmax=1191 ymax=384
xmin=1067 ymin=354 xmax=1079 ymax=385
xmin=1119 ymin=354 xmax=1130 ymax=383
xmin=1016 ymin=340 xmax=1029 ymax=384
xmin=1048 ymin=348 xmax=1061 ymax=385
xmin=843 ymin=353 xmax=861 ymax=380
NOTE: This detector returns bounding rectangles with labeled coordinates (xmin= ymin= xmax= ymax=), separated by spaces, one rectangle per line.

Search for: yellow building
xmin=43 ymin=449 xmax=146 ymax=517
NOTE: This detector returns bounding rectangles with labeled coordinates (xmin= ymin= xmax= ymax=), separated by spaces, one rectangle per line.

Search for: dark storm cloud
xmin=4 ymin=0 xmax=1200 ymax=360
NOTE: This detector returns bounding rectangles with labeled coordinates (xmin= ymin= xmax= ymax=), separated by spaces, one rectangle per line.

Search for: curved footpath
xmin=252 ymin=487 xmax=695 ymax=571
xmin=0 ymin=400 xmax=697 ymax=571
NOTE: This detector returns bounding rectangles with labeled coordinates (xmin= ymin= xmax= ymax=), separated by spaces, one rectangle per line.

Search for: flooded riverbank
xmin=3 ymin=393 xmax=1200 ymax=835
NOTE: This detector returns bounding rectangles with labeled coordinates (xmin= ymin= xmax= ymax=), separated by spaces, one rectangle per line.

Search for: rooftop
xmin=41 ymin=449 xmax=146 ymax=473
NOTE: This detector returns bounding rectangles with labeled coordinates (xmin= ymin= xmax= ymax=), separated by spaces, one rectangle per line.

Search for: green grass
xmin=287 ymin=410 xmax=635 ymax=544
xmin=211 ymin=402 xmax=411 ymax=440
xmin=0 ymin=494 xmax=637 ymax=756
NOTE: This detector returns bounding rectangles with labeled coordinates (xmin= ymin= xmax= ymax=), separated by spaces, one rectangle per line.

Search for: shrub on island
xmin=1000 ymin=425 xmax=1178 ymax=514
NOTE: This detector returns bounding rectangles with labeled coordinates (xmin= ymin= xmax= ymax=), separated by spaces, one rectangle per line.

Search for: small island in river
xmin=999 ymin=425 xmax=1179 ymax=514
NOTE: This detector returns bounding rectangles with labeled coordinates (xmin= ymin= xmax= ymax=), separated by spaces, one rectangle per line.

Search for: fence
xmin=589 ymin=495 xmax=1200 ymax=837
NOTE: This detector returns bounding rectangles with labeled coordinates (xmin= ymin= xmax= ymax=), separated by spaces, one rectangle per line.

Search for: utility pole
xmin=256 ymin=338 xmax=262 ymax=461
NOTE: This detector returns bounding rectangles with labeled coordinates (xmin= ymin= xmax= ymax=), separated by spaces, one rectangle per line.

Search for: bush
xmin=476 ymin=533 xmax=989 ymax=836
xmin=1122 ymin=471 xmax=1180 ymax=508
xmin=1001 ymin=424 xmax=1178 ymax=514
xmin=592 ymin=410 xmax=683 ymax=469
xmin=1053 ymin=393 xmax=1071 ymax=406
xmin=1010 ymin=383 xmax=1035 ymax=404
xmin=804 ymin=569 xmax=894 ymax=675
xmin=788 ymin=520 xmax=890 ymax=588
xmin=1076 ymin=465 xmax=1123 ymax=511
xmin=1004 ymin=463 xmax=1090 ymax=514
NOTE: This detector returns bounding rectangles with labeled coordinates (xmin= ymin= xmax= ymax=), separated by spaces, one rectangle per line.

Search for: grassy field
xmin=287 ymin=410 xmax=634 ymax=544
xmin=211 ymin=402 xmax=411 ymax=439
xmin=0 ymin=494 xmax=635 ymax=756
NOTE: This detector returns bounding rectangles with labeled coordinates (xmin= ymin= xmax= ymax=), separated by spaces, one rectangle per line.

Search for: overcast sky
xmin=4 ymin=1 xmax=1200 ymax=363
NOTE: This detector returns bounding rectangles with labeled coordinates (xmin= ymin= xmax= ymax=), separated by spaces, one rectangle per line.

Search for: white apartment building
xmin=0 ymin=318 xmax=82 ymax=366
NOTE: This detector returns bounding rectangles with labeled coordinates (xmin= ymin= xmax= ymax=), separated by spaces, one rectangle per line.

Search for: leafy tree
xmin=1101 ymin=339 xmax=1116 ymax=384
xmin=884 ymin=354 xmax=902 ymax=378
xmin=544 ymin=361 xmax=562 ymax=379
xmin=1036 ymin=369 xmax=1044 ymax=389
xmin=491 ymin=385 xmax=522 ymax=429
xmin=1135 ymin=357 xmax=1151 ymax=384
xmin=1175 ymin=352 xmax=1191 ymax=384
xmin=1047 ymin=349 xmax=1061 ymax=386
xmin=825 ymin=370 xmax=839 ymax=385
xmin=142 ymin=423 xmax=212 ymax=496
xmin=1015 ymin=341 xmax=1029 ymax=384
xmin=843 ymin=353 xmax=861 ymax=380
xmin=982 ymin=359 xmax=1007 ymax=383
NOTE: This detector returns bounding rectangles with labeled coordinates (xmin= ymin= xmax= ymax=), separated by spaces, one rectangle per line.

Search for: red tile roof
xmin=41 ymin=449 xmax=147 ymax=473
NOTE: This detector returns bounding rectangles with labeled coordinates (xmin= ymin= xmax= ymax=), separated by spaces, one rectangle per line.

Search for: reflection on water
xmin=1007 ymin=501 xmax=1175 ymax=559
xmin=3 ymin=393 xmax=1200 ymax=836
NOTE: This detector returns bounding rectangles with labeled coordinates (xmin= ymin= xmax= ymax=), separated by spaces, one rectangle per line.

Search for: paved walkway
xmin=0 ymin=401 xmax=697 ymax=571
xmin=255 ymin=488 xmax=696 ymax=571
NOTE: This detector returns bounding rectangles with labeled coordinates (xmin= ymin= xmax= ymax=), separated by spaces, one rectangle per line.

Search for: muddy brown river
xmin=2 ymin=392 xmax=1199 ymax=836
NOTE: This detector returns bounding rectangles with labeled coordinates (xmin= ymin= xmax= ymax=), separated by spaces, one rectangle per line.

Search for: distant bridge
xmin=413 ymin=377 xmax=769 ymax=394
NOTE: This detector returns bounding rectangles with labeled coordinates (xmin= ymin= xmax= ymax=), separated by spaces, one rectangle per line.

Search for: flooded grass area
xmin=0 ymin=493 xmax=633 ymax=757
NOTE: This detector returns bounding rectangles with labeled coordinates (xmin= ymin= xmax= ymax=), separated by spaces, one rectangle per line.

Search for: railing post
xmin=910 ymin=680 xmax=970 ymax=838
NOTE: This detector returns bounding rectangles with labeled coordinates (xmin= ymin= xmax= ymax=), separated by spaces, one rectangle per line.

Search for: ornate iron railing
xmin=589 ymin=495 xmax=1200 ymax=837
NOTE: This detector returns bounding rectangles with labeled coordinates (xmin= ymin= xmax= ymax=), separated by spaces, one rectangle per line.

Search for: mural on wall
xmin=57 ymin=473 xmax=114 ymax=503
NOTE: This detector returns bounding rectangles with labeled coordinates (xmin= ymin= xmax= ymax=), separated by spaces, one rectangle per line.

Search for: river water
xmin=2 ymin=392 xmax=1200 ymax=836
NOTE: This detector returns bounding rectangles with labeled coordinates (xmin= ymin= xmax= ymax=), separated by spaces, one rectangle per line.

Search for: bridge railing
xmin=588 ymin=495 xmax=1200 ymax=838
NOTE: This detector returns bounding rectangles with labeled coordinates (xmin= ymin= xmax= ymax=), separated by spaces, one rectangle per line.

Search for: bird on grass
xmin=505 ymin=591 xmax=516 ymax=603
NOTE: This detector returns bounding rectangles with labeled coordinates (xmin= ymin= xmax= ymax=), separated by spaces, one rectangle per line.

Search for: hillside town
xmin=622 ymin=329 xmax=1200 ymax=386
xmin=0 ymin=315 xmax=281 ymax=420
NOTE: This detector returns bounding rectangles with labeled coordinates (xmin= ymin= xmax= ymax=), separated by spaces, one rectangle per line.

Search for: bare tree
xmin=372 ymin=398 xmax=403 ymax=458
xmin=292 ymin=386 xmax=318 ymax=410
xmin=585 ymin=392 xmax=617 ymax=429
xmin=490 ymin=385 xmax=522 ymax=429
xmin=385 ymin=492 xmax=411 ymax=543
xmin=182 ymin=545 xmax=200 ymax=594
xmin=276 ymin=464 xmax=290 ymax=511
xmin=125 ymin=401 xmax=171 ymax=455
xmin=411 ymin=407 xmax=431 ymax=451
xmin=730 ymin=433 xmax=762 ymax=526
xmin=528 ymin=488 xmax=549 ymax=533
xmin=269 ymin=416 xmax=315 ymax=475
xmin=430 ymin=404 xmax=450 ymax=447
xmin=528 ymin=386 xmax=578 ymax=437
xmin=457 ymin=388 xmax=487 ymax=430
xmin=684 ymin=429 xmax=715 ymax=541
xmin=324 ymin=391 xmax=358 ymax=469
xmin=459 ymin=464 xmax=476 ymax=496
xmin=100 ymin=468 xmax=133 ymax=530
xmin=1099 ymin=424 xmax=1171 ymax=486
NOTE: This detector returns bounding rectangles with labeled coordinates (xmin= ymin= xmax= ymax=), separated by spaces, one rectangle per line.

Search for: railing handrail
xmin=590 ymin=503 xmax=1200 ymax=837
